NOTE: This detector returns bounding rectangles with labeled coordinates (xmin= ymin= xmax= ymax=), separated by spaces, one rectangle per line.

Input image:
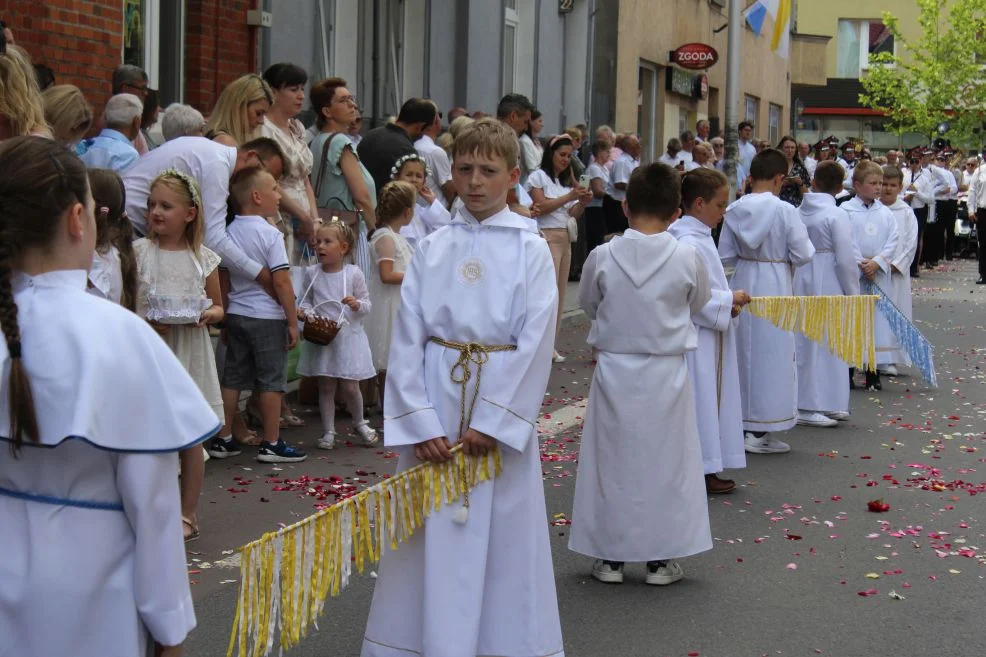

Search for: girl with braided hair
xmin=0 ymin=136 xmax=221 ymax=657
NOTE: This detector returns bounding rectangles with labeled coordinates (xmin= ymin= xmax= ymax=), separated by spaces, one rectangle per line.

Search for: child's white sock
xmin=318 ymin=377 xmax=338 ymax=434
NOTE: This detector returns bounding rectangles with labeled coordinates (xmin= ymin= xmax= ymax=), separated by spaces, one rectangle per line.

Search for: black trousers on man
xmin=942 ymin=199 xmax=958 ymax=260
xmin=911 ymin=206 xmax=928 ymax=276
xmin=977 ymin=208 xmax=986 ymax=280
xmin=602 ymin=194 xmax=628 ymax=235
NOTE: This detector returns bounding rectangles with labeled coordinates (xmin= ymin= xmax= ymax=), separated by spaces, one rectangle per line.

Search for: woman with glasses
xmin=777 ymin=135 xmax=809 ymax=207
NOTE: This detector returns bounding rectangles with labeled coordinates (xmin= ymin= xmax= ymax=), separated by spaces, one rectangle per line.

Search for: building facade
xmin=591 ymin=0 xmax=791 ymax=163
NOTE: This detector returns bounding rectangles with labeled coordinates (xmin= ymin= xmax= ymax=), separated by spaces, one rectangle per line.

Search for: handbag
xmin=314 ymin=132 xmax=363 ymax=228
xmin=567 ymin=215 xmax=579 ymax=243
xmin=297 ymin=265 xmax=348 ymax=346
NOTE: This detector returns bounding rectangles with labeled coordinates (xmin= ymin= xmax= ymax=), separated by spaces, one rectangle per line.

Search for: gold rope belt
xmin=428 ymin=337 xmax=517 ymax=515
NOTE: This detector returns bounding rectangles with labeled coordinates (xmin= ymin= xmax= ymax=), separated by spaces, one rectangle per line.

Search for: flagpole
xmin=724 ymin=0 xmax=741 ymax=199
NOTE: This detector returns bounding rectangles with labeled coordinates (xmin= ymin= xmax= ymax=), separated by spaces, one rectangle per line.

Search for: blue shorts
xmin=221 ymin=314 xmax=288 ymax=393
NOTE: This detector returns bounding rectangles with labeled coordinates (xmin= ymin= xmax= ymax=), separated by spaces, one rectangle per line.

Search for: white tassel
xmin=452 ymin=505 xmax=469 ymax=524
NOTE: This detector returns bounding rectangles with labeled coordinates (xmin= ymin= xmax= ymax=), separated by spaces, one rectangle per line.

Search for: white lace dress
xmin=365 ymin=227 xmax=412 ymax=371
xmin=134 ymin=238 xmax=224 ymax=422
xmin=297 ymin=263 xmax=376 ymax=380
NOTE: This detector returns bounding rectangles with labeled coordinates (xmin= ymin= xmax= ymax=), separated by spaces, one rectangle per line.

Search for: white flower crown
xmin=154 ymin=168 xmax=203 ymax=209
xmin=390 ymin=153 xmax=431 ymax=181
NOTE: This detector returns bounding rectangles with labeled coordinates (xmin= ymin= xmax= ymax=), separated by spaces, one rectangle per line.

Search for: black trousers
xmin=943 ymin=199 xmax=958 ymax=259
xmin=978 ymin=208 xmax=986 ymax=279
xmin=602 ymin=195 xmax=628 ymax=235
xmin=911 ymin=206 xmax=928 ymax=276
xmin=584 ymin=205 xmax=608 ymax=254
xmin=924 ymin=202 xmax=950 ymax=265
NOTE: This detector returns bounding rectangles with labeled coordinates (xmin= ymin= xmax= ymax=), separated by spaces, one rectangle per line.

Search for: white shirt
xmin=584 ymin=162 xmax=607 ymax=208
xmin=679 ymin=149 xmax=694 ymax=164
xmin=124 ymin=137 xmax=263 ymax=280
xmin=657 ymin=152 xmax=684 ymax=168
xmin=224 ymin=215 xmax=291 ymax=319
xmin=606 ymin=153 xmax=636 ymax=202
xmin=967 ymin=165 xmax=986 ymax=215
xmin=738 ymin=140 xmax=757 ymax=173
xmin=415 ymin=134 xmax=452 ymax=200
xmin=525 ymin=169 xmax=576 ymax=230
xmin=932 ymin=166 xmax=958 ymax=201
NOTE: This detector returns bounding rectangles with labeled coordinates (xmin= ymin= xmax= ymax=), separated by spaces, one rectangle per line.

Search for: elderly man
xmin=657 ymin=138 xmax=683 ymax=167
xmin=160 ymin=103 xmax=206 ymax=141
xmin=86 ymin=65 xmax=152 ymax=153
xmin=695 ymin=119 xmax=711 ymax=143
xmin=77 ymin=93 xmax=142 ymax=172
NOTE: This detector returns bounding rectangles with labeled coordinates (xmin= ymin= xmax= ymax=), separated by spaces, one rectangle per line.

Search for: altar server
xmin=361 ymin=119 xmax=563 ymax=657
xmin=668 ymin=168 xmax=750 ymax=494
xmin=570 ymin=162 xmax=712 ymax=586
xmin=718 ymin=149 xmax=815 ymax=455
xmin=0 ymin=137 xmax=220 ymax=657
xmin=879 ymin=165 xmax=918 ymax=370
xmin=793 ymin=161 xmax=860 ymax=425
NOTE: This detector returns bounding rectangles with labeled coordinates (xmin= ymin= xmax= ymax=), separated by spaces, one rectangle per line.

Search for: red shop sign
xmin=669 ymin=43 xmax=719 ymax=70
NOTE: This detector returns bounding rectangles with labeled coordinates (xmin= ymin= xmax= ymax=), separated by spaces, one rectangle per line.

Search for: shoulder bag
xmin=314 ymin=132 xmax=363 ymax=229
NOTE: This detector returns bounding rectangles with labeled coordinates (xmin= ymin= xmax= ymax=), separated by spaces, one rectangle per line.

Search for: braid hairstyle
xmin=0 ymin=136 xmax=90 ymax=451
xmin=376 ymin=181 xmax=417 ymax=227
xmin=87 ymin=168 xmax=138 ymax=311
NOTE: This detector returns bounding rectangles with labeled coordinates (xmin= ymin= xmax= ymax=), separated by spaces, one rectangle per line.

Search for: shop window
xmin=503 ymin=0 xmax=535 ymax=97
xmin=837 ymin=19 xmax=895 ymax=78
xmin=636 ymin=62 xmax=657 ymax=162
xmin=768 ymin=103 xmax=781 ymax=144
xmin=744 ymin=95 xmax=759 ymax=125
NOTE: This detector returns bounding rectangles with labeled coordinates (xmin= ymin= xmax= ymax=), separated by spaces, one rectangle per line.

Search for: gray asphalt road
xmin=185 ymin=260 xmax=986 ymax=657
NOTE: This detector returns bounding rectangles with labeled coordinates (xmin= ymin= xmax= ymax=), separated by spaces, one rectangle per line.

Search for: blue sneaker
xmin=257 ymin=439 xmax=308 ymax=463
xmin=207 ymin=436 xmax=242 ymax=459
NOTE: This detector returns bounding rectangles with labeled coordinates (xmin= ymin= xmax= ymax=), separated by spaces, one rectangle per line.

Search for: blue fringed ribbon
xmin=862 ymin=280 xmax=937 ymax=388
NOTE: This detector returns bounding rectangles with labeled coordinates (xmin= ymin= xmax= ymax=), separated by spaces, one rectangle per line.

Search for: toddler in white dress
xmin=297 ymin=220 xmax=378 ymax=449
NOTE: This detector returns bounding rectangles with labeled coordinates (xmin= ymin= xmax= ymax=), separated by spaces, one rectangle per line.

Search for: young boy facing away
xmin=718 ymin=149 xmax=815 ymax=455
xmin=361 ymin=118 xmax=563 ymax=657
xmin=212 ymin=167 xmax=305 ymax=463
xmin=842 ymin=161 xmax=900 ymax=391
xmin=793 ymin=161 xmax=860 ymax=425
xmin=667 ymin=168 xmax=751 ymax=495
xmin=569 ymin=163 xmax=712 ymax=586
xmin=879 ymin=165 xmax=918 ymax=370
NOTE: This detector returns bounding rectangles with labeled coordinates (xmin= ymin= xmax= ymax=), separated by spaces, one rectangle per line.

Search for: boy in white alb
xmin=793 ymin=161 xmax=860 ymax=425
xmin=361 ymin=119 xmax=563 ymax=657
xmin=842 ymin=161 xmax=900 ymax=390
xmin=718 ymin=149 xmax=815 ymax=455
xmin=667 ymin=168 xmax=750 ymax=494
xmin=214 ymin=167 xmax=306 ymax=463
xmin=570 ymin=163 xmax=712 ymax=585
xmin=879 ymin=165 xmax=918 ymax=370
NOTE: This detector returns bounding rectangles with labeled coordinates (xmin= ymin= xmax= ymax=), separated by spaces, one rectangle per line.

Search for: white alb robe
xmin=884 ymin=198 xmax=918 ymax=365
xmin=667 ymin=216 xmax=746 ymax=475
xmin=570 ymin=229 xmax=712 ymax=562
xmin=718 ymin=192 xmax=815 ymax=432
xmin=793 ymin=193 xmax=861 ymax=414
xmin=842 ymin=197 xmax=901 ymax=366
xmin=0 ymin=270 xmax=221 ymax=657
xmin=363 ymin=208 xmax=563 ymax=657
xmin=400 ymin=196 xmax=452 ymax=249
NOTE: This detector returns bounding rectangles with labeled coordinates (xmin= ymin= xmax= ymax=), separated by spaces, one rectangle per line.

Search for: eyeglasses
xmin=122 ymin=81 xmax=149 ymax=96
xmin=909 ymin=159 xmax=920 ymax=164
xmin=335 ymin=95 xmax=358 ymax=106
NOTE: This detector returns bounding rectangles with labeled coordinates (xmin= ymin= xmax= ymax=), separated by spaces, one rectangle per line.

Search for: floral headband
xmin=153 ymin=168 xmax=203 ymax=209
xmin=390 ymin=153 xmax=431 ymax=180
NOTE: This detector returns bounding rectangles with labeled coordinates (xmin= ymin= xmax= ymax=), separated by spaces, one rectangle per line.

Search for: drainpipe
xmin=724 ymin=0 xmax=741 ymax=199
xmin=585 ymin=0 xmax=596 ymax=130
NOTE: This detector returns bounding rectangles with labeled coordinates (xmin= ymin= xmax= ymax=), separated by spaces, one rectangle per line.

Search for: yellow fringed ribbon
xmin=226 ymin=444 xmax=503 ymax=657
xmin=744 ymin=295 xmax=879 ymax=369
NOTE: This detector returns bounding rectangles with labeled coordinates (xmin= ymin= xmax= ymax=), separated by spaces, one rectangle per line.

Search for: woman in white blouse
xmin=519 ymin=108 xmax=544 ymax=184
xmin=525 ymin=134 xmax=593 ymax=362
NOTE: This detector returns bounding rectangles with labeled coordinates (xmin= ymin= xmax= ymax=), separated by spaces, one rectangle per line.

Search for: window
xmin=502 ymin=1 xmax=535 ymax=97
xmin=636 ymin=63 xmax=657 ymax=162
xmin=837 ymin=19 xmax=894 ymax=78
xmin=744 ymin=95 xmax=759 ymax=125
xmin=768 ymin=104 xmax=782 ymax=144
xmin=503 ymin=4 xmax=518 ymax=93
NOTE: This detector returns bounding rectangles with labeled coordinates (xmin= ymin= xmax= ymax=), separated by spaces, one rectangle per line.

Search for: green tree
xmin=859 ymin=0 xmax=986 ymax=145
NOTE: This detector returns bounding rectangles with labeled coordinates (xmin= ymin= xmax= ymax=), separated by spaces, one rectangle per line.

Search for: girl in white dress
xmin=392 ymin=153 xmax=451 ymax=248
xmin=366 ymin=181 xmax=415 ymax=403
xmin=134 ymin=169 xmax=225 ymax=541
xmin=297 ymin=220 xmax=378 ymax=449
xmin=0 ymin=137 xmax=220 ymax=657
xmin=86 ymin=168 xmax=137 ymax=311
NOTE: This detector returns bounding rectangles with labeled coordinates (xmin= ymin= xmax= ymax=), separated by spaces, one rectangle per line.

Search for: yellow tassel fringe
xmin=226 ymin=445 xmax=502 ymax=657
xmin=744 ymin=295 xmax=878 ymax=369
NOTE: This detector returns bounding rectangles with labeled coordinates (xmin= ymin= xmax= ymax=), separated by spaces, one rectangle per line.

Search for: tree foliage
xmin=859 ymin=0 xmax=986 ymax=144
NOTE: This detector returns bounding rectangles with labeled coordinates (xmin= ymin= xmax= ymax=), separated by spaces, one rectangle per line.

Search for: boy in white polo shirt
xmin=210 ymin=166 xmax=306 ymax=463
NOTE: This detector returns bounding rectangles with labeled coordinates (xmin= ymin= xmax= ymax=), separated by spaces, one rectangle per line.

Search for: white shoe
xmin=744 ymin=432 xmax=791 ymax=454
xmin=825 ymin=411 xmax=850 ymax=421
xmin=797 ymin=411 xmax=838 ymax=428
xmin=879 ymin=364 xmax=899 ymax=376
xmin=354 ymin=421 xmax=379 ymax=446
xmin=317 ymin=432 xmax=336 ymax=450
xmin=591 ymin=560 xmax=624 ymax=584
xmin=552 ymin=350 xmax=567 ymax=363
xmin=646 ymin=560 xmax=684 ymax=586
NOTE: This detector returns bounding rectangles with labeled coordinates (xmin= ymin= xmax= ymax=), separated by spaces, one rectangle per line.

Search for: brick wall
xmin=4 ymin=0 xmax=123 ymax=109
xmin=185 ymin=0 xmax=257 ymax=113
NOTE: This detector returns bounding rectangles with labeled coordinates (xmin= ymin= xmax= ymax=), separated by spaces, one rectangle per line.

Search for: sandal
xmin=182 ymin=516 xmax=200 ymax=543
xmin=281 ymin=414 xmax=305 ymax=428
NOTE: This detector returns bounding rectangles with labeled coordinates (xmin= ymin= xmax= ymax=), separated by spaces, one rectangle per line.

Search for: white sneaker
xmin=879 ymin=364 xmax=899 ymax=376
xmin=797 ymin=411 xmax=838 ymax=428
xmin=744 ymin=432 xmax=791 ymax=454
xmin=552 ymin=350 xmax=567 ymax=363
xmin=825 ymin=411 xmax=850 ymax=421
xmin=646 ymin=560 xmax=684 ymax=586
xmin=354 ymin=421 xmax=379 ymax=446
xmin=591 ymin=560 xmax=624 ymax=584
xmin=317 ymin=432 xmax=336 ymax=450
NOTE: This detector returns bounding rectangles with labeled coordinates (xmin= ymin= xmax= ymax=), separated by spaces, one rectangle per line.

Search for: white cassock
xmin=842 ymin=197 xmax=901 ymax=366
xmin=668 ymin=216 xmax=746 ymax=475
xmin=0 ymin=270 xmax=221 ymax=657
xmin=363 ymin=208 xmax=563 ymax=657
xmin=400 ymin=196 xmax=452 ymax=249
xmin=569 ymin=230 xmax=712 ymax=562
xmin=719 ymin=193 xmax=815 ymax=432
xmin=793 ymin=193 xmax=861 ymax=414
xmin=884 ymin=198 xmax=918 ymax=364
